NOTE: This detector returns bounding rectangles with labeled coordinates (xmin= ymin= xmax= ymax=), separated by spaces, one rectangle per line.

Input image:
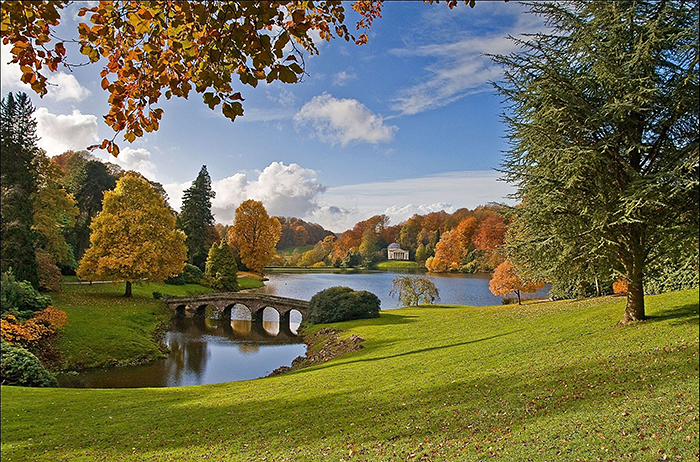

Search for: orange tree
xmin=228 ymin=199 xmax=281 ymax=274
xmin=488 ymin=260 xmax=543 ymax=305
xmin=77 ymin=174 xmax=187 ymax=296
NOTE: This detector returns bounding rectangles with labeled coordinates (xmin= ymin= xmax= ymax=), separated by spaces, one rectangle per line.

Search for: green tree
xmin=0 ymin=92 xmax=39 ymax=288
xmin=180 ymin=166 xmax=217 ymax=271
xmin=204 ymin=241 xmax=239 ymax=292
xmin=77 ymin=174 xmax=187 ymax=296
xmin=494 ymin=1 xmax=699 ymax=323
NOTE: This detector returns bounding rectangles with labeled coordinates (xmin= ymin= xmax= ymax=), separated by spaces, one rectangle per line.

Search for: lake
xmin=58 ymin=270 xmax=549 ymax=388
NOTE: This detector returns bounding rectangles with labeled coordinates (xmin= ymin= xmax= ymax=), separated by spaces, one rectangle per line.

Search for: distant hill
xmin=276 ymin=217 xmax=335 ymax=250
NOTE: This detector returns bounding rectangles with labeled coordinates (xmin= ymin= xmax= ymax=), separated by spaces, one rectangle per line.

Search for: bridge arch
xmin=224 ymin=303 xmax=252 ymax=321
xmin=175 ymin=304 xmax=187 ymax=317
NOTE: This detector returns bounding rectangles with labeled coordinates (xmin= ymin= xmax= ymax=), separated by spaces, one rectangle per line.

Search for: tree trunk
xmin=516 ymin=290 xmax=521 ymax=305
xmin=620 ymin=233 xmax=646 ymax=324
xmin=595 ymin=276 xmax=601 ymax=297
xmin=124 ymin=280 xmax=132 ymax=297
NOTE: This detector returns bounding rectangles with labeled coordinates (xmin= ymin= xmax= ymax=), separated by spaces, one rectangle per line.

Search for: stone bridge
xmin=163 ymin=293 xmax=309 ymax=328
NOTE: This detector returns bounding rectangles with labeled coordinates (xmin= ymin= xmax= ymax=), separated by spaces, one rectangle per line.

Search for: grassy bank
xmin=50 ymin=281 xmax=214 ymax=370
xmin=2 ymin=290 xmax=698 ymax=461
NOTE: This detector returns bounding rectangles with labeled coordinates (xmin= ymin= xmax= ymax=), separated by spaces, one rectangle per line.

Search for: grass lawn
xmin=1 ymin=290 xmax=698 ymax=461
xmin=50 ymin=280 xmax=215 ymax=370
xmin=375 ymin=261 xmax=423 ymax=270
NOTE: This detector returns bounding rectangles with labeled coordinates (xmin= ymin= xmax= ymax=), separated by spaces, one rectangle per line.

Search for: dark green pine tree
xmin=1 ymin=92 xmax=40 ymax=287
xmin=180 ymin=165 xmax=216 ymax=270
xmin=70 ymin=160 xmax=118 ymax=260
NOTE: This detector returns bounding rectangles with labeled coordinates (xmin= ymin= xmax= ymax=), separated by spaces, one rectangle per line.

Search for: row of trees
xmin=274 ymin=206 xmax=509 ymax=270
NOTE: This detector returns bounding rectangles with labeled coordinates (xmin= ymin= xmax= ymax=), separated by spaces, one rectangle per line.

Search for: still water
xmin=255 ymin=270 xmax=549 ymax=308
xmin=58 ymin=316 xmax=306 ymax=388
xmin=59 ymin=271 xmax=549 ymax=388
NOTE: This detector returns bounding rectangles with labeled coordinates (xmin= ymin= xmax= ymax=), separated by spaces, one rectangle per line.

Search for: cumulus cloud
xmin=45 ymin=72 xmax=91 ymax=102
xmin=294 ymin=93 xmax=397 ymax=146
xmin=35 ymin=108 xmax=99 ymax=156
xmin=210 ymin=162 xmax=326 ymax=223
xmin=110 ymin=147 xmax=158 ymax=180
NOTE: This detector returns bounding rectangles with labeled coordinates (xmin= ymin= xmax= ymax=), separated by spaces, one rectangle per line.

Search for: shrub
xmin=152 ymin=291 xmax=163 ymax=299
xmin=1 ymin=270 xmax=51 ymax=318
xmin=501 ymin=297 xmax=517 ymax=305
xmin=1 ymin=306 xmax=68 ymax=348
xmin=307 ymin=286 xmax=381 ymax=324
xmin=1 ymin=341 xmax=58 ymax=387
xmin=165 ymin=263 xmax=203 ymax=285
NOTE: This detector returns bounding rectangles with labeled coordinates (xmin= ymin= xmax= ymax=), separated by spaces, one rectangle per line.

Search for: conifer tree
xmin=0 ymin=92 xmax=39 ymax=287
xmin=494 ymin=1 xmax=699 ymax=323
xmin=180 ymin=165 xmax=216 ymax=271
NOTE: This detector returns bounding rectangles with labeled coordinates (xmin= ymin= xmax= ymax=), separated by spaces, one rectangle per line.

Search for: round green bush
xmin=1 ymin=342 xmax=58 ymax=387
xmin=307 ymin=286 xmax=381 ymax=324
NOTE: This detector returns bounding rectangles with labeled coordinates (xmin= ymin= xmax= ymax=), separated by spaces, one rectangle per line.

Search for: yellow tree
xmin=77 ymin=174 xmax=186 ymax=296
xmin=229 ymin=200 xmax=281 ymax=274
xmin=488 ymin=260 xmax=544 ymax=305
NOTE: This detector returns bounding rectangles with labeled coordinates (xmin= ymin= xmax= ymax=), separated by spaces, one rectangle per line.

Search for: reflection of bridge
xmin=163 ymin=293 xmax=309 ymax=328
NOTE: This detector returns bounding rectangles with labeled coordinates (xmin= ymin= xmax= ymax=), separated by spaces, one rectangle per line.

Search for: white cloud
xmin=110 ymin=147 xmax=158 ymax=180
xmin=332 ymin=71 xmax=357 ymax=86
xmin=383 ymin=202 xmax=456 ymax=224
xmin=163 ymin=181 xmax=192 ymax=213
xmin=0 ymin=44 xmax=23 ymax=92
xmin=35 ymin=108 xmax=99 ymax=156
xmin=294 ymin=93 xmax=397 ymax=146
xmin=210 ymin=162 xmax=326 ymax=223
xmin=45 ymin=72 xmax=91 ymax=102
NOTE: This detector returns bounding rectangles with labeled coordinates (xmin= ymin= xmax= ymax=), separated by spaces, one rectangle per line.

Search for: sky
xmin=1 ymin=2 xmax=546 ymax=233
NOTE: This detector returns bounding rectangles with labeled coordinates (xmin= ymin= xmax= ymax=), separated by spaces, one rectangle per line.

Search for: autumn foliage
xmin=229 ymin=200 xmax=282 ymax=274
xmin=0 ymin=1 xmax=384 ymax=155
xmin=613 ymin=278 xmax=628 ymax=295
xmin=1 ymin=306 xmax=67 ymax=348
xmin=489 ymin=260 xmax=544 ymax=305
xmin=77 ymin=174 xmax=187 ymax=296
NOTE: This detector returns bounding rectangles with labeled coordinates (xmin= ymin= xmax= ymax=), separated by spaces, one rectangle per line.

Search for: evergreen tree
xmin=71 ymin=160 xmax=118 ymax=260
xmin=204 ymin=241 xmax=239 ymax=292
xmin=180 ymin=165 xmax=216 ymax=271
xmin=494 ymin=1 xmax=699 ymax=323
xmin=0 ymin=92 xmax=39 ymax=287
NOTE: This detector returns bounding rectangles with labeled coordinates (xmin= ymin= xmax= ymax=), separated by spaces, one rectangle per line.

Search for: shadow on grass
xmin=646 ymin=302 xmax=699 ymax=325
xmin=321 ymin=329 xmax=524 ymax=368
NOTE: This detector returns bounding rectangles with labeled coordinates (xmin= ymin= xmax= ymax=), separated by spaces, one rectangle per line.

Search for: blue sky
xmin=1 ymin=2 xmax=545 ymax=232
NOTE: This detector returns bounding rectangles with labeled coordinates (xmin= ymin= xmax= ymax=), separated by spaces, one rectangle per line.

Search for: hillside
xmin=1 ymin=290 xmax=698 ymax=461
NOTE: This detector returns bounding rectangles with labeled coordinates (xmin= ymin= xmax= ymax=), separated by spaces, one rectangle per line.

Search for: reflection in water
xmin=230 ymin=319 xmax=252 ymax=334
xmin=58 ymin=317 xmax=305 ymax=388
xmin=262 ymin=320 xmax=280 ymax=336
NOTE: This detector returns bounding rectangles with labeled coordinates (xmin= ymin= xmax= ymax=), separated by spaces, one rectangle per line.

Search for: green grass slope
xmin=2 ymin=290 xmax=698 ymax=461
xmin=51 ymin=281 xmax=215 ymax=370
